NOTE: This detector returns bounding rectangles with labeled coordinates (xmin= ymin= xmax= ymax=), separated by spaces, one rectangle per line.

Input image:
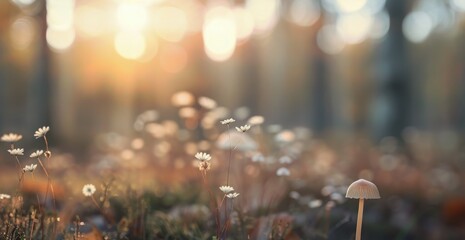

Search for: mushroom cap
xmin=346 ymin=179 xmax=381 ymax=199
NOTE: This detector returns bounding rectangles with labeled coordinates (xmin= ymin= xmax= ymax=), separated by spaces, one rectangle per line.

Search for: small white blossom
xmin=34 ymin=126 xmax=50 ymax=139
xmin=82 ymin=184 xmax=96 ymax=197
xmin=226 ymin=192 xmax=240 ymax=199
xmin=1 ymin=133 xmax=22 ymax=142
xmin=30 ymin=150 xmax=44 ymax=158
xmin=219 ymin=186 xmax=234 ymax=194
xmin=8 ymin=148 xmax=24 ymax=156
xmin=235 ymin=125 xmax=251 ymax=133
xmin=23 ymin=164 xmax=37 ymax=173
xmin=220 ymin=118 xmax=235 ymax=125
xmin=195 ymin=152 xmax=211 ymax=161
xmin=276 ymin=167 xmax=290 ymax=176
xmin=0 ymin=194 xmax=11 ymax=200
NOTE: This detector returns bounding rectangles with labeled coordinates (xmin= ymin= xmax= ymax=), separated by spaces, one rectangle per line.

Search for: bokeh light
xmin=116 ymin=2 xmax=147 ymax=32
xmin=451 ymin=0 xmax=465 ymax=12
xmin=336 ymin=13 xmax=373 ymax=44
xmin=402 ymin=11 xmax=433 ymax=43
xmin=202 ymin=5 xmax=237 ymax=62
xmin=152 ymin=6 xmax=188 ymax=42
xmin=233 ymin=7 xmax=255 ymax=42
xmin=46 ymin=28 xmax=76 ymax=51
xmin=9 ymin=16 xmax=37 ymax=50
xmin=317 ymin=25 xmax=345 ymax=54
xmin=74 ymin=5 xmax=108 ymax=38
xmin=335 ymin=0 xmax=367 ymax=13
xmin=369 ymin=11 xmax=390 ymax=39
xmin=114 ymin=31 xmax=146 ymax=60
xmin=246 ymin=0 xmax=281 ymax=35
xmin=288 ymin=0 xmax=320 ymax=27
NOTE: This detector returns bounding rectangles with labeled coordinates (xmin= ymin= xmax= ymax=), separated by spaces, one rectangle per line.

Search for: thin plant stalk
xmin=31 ymin=173 xmax=42 ymax=213
xmin=226 ymin=124 xmax=232 ymax=185
xmin=355 ymin=199 xmax=364 ymax=240
xmin=36 ymin=157 xmax=56 ymax=210
xmin=201 ymin=171 xmax=220 ymax=238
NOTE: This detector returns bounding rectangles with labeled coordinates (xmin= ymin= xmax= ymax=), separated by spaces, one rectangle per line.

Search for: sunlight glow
xmin=202 ymin=6 xmax=237 ymax=62
xmin=114 ymin=31 xmax=146 ymax=60
xmin=117 ymin=2 xmax=148 ymax=32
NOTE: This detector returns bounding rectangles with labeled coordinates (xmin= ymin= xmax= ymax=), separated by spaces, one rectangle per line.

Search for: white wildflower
xmin=235 ymin=125 xmax=251 ymax=133
xmin=195 ymin=152 xmax=211 ymax=161
xmin=8 ymin=148 xmax=24 ymax=156
xmin=226 ymin=192 xmax=240 ymax=199
xmin=23 ymin=164 xmax=37 ymax=173
xmin=219 ymin=186 xmax=234 ymax=194
xmin=276 ymin=167 xmax=290 ymax=176
xmin=220 ymin=118 xmax=235 ymax=125
xmin=0 ymin=194 xmax=11 ymax=200
xmin=30 ymin=150 xmax=44 ymax=158
xmin=34 ymin=126 xmax=50 ymax=139
xmin=82 ymin=184 xmax=96 ymax=197
xmin=1 ymin=133 xmax=22 ymax=142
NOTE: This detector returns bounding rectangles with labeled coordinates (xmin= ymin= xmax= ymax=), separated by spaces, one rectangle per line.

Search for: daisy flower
xmin=235 ymin=125 xmax=251 ymax=133
xmin=30 ymin=150 xmax=44 ymax=158
xmin=221 ymin=118 xmax=235 ymax=125
xmin=23 ymin=164 xmax=37 ymax=173
xmin=0 ymin=194 xmax=11 ymax=200
xmin=276 ymin=167 xmax=290 ymax=176
xmin=195 ymin=152 xmax=211 ymax=161
xmin=82 ymin=184 xmax=96 ymax=197
xmin=34 ymin=126 xmax=50 ymax=139
xmin=1 ymin=133 xmax=22 ymax=142
xmin=8 ymin=148 xmax=24 ymax=156
xmin=219 ymin=186 xmax=234 ymax=194
xmin=226 ymin=192 xmax=240 ymax=199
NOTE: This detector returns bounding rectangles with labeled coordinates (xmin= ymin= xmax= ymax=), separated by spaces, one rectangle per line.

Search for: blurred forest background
xmin=0 ymin=0 xmax=465 ymax=150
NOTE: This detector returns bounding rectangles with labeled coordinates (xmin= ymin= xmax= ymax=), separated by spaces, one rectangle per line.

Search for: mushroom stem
xmin=356 ymin=198 xmax=364 ymax=240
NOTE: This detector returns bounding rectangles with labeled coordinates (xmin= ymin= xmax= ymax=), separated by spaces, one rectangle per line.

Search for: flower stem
xmin=226 ymin=124 xmax=232 ymax=185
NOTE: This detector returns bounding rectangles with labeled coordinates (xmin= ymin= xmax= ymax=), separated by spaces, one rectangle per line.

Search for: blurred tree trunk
xmin=310 ymin=54 xmax=330 ymax=136
xmin=27 ymin=0 xmax=51 ymax=133
xmin=371 ymin=0 xmax=411 ymax=141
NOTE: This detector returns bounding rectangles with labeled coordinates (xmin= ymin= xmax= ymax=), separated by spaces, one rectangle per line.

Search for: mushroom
xmin=346 ymin=179 xmax=380 ymax=240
